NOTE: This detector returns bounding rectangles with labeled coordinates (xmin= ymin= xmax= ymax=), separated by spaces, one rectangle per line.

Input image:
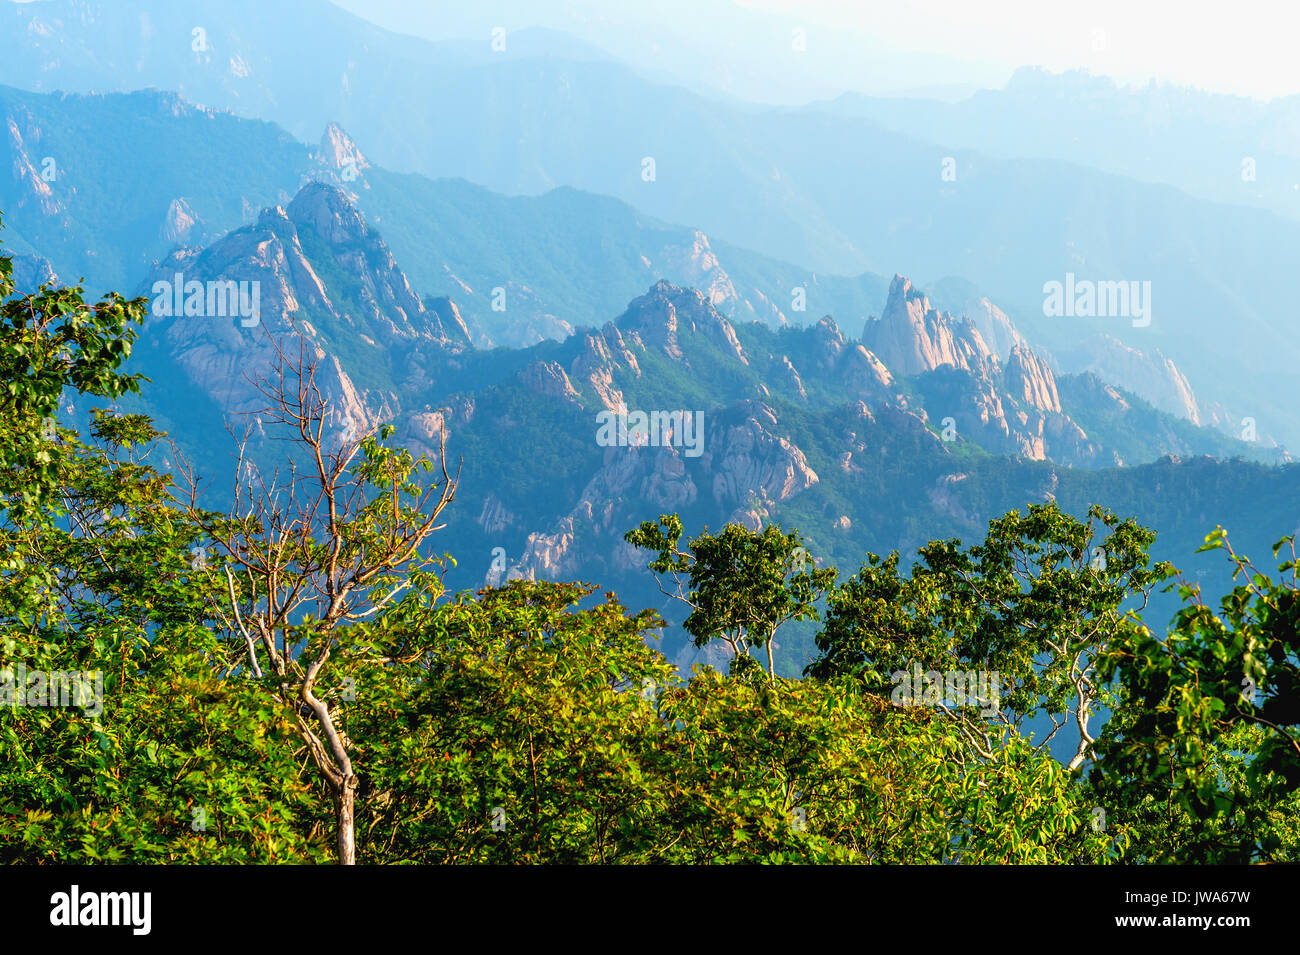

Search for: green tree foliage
xmin=347 ymin=580 xmax=1108 ymax=863
xmin=809 ymin=502 xmax=1174 ymax=769
xmin=625 ymin=514 xmax=837 ymax=678
xmin=352 ymin=580 xmax=674 ymax=863
xmin=181 ymin=335 xmax=459 ymax=865
xmin=0 ymin=225 xmax=327 ymax=862
xmin=1092 ymin=528 xmax=1300 ymax=861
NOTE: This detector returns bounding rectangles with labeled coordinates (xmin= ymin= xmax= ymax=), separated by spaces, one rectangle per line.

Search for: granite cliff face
xmin=504 ymin=400 xmax=821 ymax=581
xmin=960 ymin=295 xmax=1027 ymax=362
xmin=648 ymin=231 xmax=741 ymax=318
xmin=422 ymin=296 xmax=474 ymax=348
xmin=866 ymin=275 xmax=997 ymax=379
xmin=1058 ymin=333 xmax=1204 ymax=426
xmin=1004 ymin=345 xmax=1061 ymax=413
xmin=161 ymin=197 xmax=204 ymax=246
xmin=317 ymin=122 xmax=371 ymax=183
xmin=863 ymin=275 xmax=1105 ymax=465
xmin=806 ymin=316 xmax=894 ymax=400
xmin=138 ymin=181 xmax=468 ymax=434
xmin=3 ymin=106 xmax=64 ymax=220
xmin=616 ymin=280 xmax=749 ymax=366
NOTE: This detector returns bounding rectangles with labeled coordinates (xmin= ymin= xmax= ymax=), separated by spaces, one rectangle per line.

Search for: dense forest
xmin=1 ymin=234 xmax=1297 ymax=866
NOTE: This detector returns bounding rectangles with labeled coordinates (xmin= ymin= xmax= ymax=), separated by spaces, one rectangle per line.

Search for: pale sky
xmin=739 ymin=0 xmax=1300 ymax=100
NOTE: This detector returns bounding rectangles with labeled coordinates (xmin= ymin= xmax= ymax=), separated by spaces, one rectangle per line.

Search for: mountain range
xmin=0 ymin=81 xmax=1281 ymax=455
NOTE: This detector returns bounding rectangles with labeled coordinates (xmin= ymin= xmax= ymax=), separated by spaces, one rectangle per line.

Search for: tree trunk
xmin=335 ymin=776 xmax=358 ymax=865
xmin=1066 ymin=692 xmax=1095 ymax=771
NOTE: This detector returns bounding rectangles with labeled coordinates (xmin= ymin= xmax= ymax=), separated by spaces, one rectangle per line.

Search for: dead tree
xmin=176 ymin=334 xmax=458 ymax=864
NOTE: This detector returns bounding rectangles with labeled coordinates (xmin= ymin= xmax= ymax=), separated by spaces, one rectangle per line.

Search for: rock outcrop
xmin=1003 ymin=345 xmax=1061 ymax=414
xmin=807 ymin=316 xmax=894 ymax=399
xmin=864 ymin=275 xmax=995 ymax=378
xmin=954 ymin=295 xmax=1027 ymax=361
xmin=1058 ymin=333 xmax=1202 ymax=424
xmin=161 ymin=197 xmax=203 ymax=246
xmin=4 ymin=109 xmax=63 ymax=219
xmin=317 ymin=122 xmax=370 ymax=179
xmin=617 ymin=280 xmax=748 ymax=366
xmin=509 ymin=400 xmax=818 ymax=581
xmin=138 ymin=181 xmax=468 ymax=435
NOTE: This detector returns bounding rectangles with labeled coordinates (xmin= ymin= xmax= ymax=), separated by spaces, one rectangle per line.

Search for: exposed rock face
xmin=4 ymin=110 xmax=64 ymax=219
xmin=810 ymin=316 xmax=846 ymax=373
xmin=1004 ymin=345 xmax=1061 ymax=414
xmin=518 ymin=518 xmax=578 ymax=579
xmin=481 ymin=281 xmax=574 ymax=345
xmin=477 ymin=493 xmax=517 ymax=536
xmin=865 ymin=275 xmax=995 ymax=378
xmin=423 ymin=296 xmax=473 ymax=347
xmin=635 ymin=229 xmax=798 ymax=328
xmin=654 ymin=231 xmax=739 ymax=312
xmin=617 ymin=280 xmax=748 ymax=365
xmin=518 ymin=360 xmax=582 ymax=405
xmin=705 ymin=402 xmax=819 ymax=509
xmin=956 ymin=295 xmax=1026 ymax=361
xmin=1059 ymin=333 xmax=1202 ymax=424
xmin=161 ymin=197 xmax=203 ymax=246
xmin=559 ymin=278 xmax=759 ymax=420
xmin=138 ymin=181 xmax=467 ymax=434
xmin=510 ymin=400 xmax=817 ymax=581
xmin=932 ymin=365 xmax=1104 ymax=465
xmin=777 ymin=355 xmax=808 ymax=401
xmin=840 ymin=344 xmax=894 ymax=397
xmin=399 ymin=408 xmax=450 ymax=459
xmin=317 ymin=122 xmax=370 ymax=178
xmin=801 ymin=316 xmax=893 ymax=400
xmin=640 ymin=447 xmax=699 ymax=510
xmin=856 ymin=276 xmax=1111 ymax=465
xmin=570 ymin=322 xmax=642 ymax=414
xmin=927 ymin=473 xmax=979 ymax=527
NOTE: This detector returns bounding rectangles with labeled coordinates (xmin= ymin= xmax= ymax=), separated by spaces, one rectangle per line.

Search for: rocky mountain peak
xmin=653 ymin=230 xmax=739 ymax=311
xmin=161 ymin=197 xmax=203 ymax=246
xmin=866 ymin=274 xmax=995 ymax=378
xmin=959 ymin=296 xmax=1027 ymax=361
xmin=1004 ymin=344 xmax=1061 ymax=413
xmin=617 ymin=280 xmax=747 ymax=365
xmin=811 ymin=313 xmax=843 ymax=347
xmin=318 ymin=122 xmax=370 ymax=175
xmin=804 ymin=315 xmax=846 ymax=370
xmin=286 ymin=181 xmax=370 ymax=245
xmin=1059 ymin=334 xmax=1202 ymax=425
xmin=138 ymin=182 xmax=468 ymax=434
xmin=423 ymin=296 xmax=473 ymax=347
